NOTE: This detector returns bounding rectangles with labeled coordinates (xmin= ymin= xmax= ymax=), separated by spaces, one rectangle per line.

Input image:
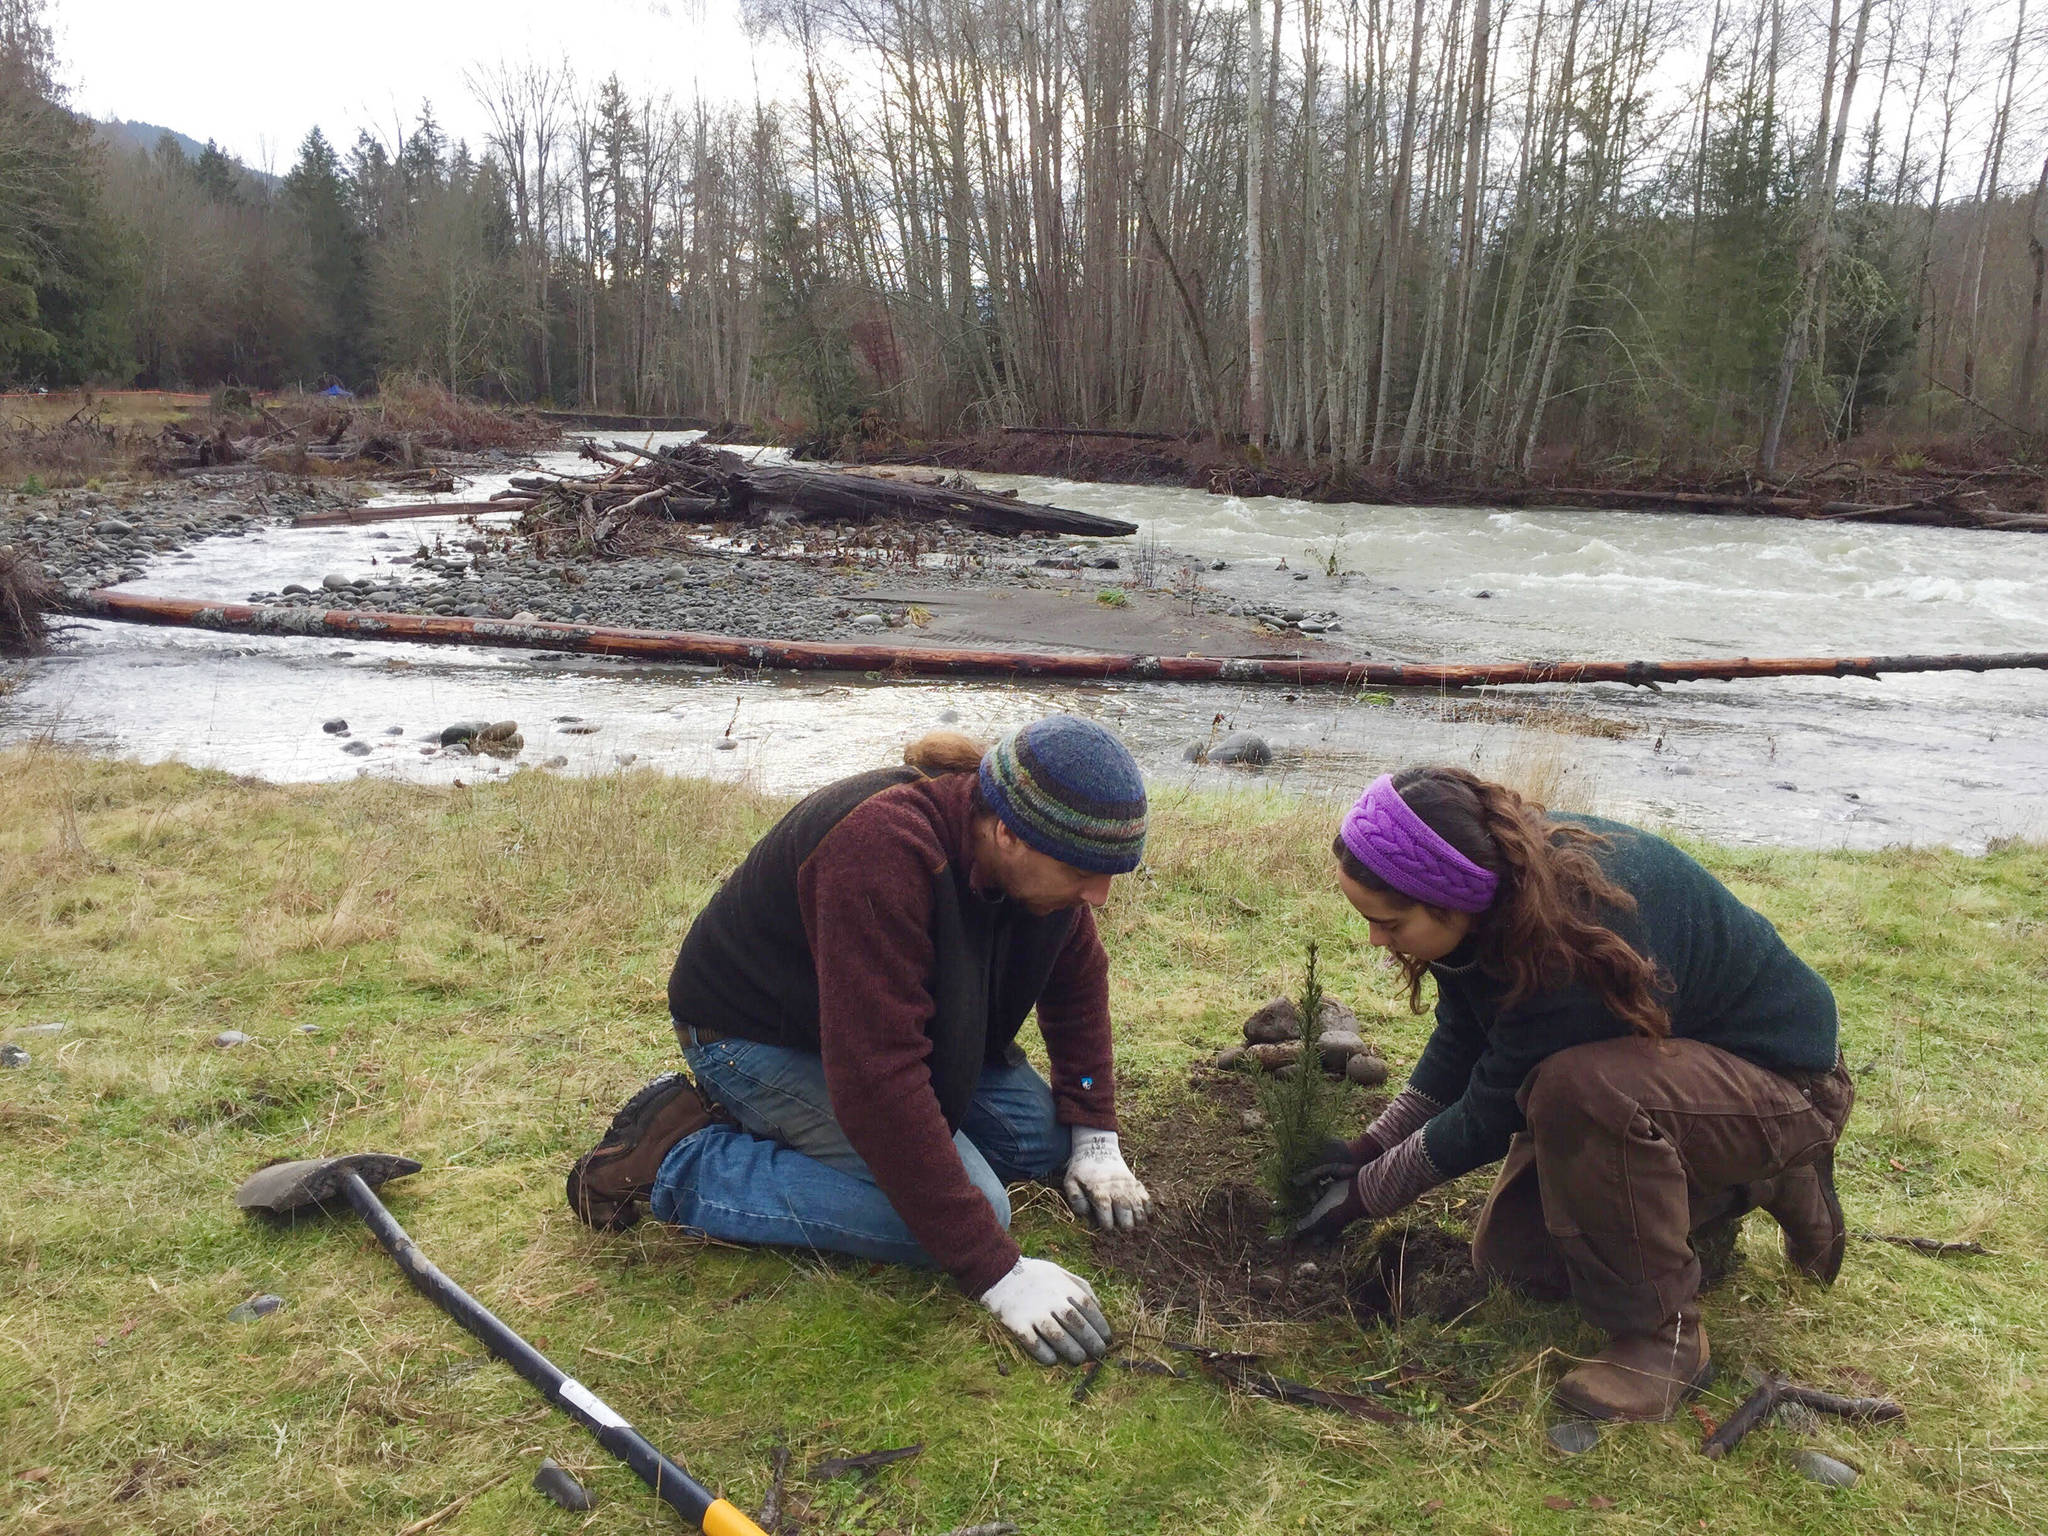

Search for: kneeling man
xmin=569 ymin=716 xmax=1152 ymax=1367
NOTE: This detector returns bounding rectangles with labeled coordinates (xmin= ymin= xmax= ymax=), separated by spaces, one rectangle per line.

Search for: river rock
xmin=1210 ymin=731 xmax=1273 ymax=766
xmin=227 ymin=1294 xmax=285 ymax=1323
xmin=475 ymin=720 xmax=519 ymax=744
xmin=1793 ymin=1450 xmax=1859 ymax=1488
xmin=384 ymin=726 xmax=404 ymax=736
xmin=533 ymin=1459 xmax=594 ymax=1512
xmin=1243 ymin=996 xmax=1304 ymax=1044
xmin=0 ymin=1044 xmax=29 ymax=1068
xmin=714 ymin=738 xmax=738 ymax=751
xmin=439 ymin=721 xmax=484 ymax=745
xmin=341 ymin=740 xmax=371 ymax=756
xmin=99 ymin=518 xmax=136 ymax=535
xmin=1316 ymin=1029 xmax=1372 ymax=1072
xmin=1317 ymin=997 xmax=1361 ymax=1035
xmin=1240 ymin=1109 xmax=1267 ymax=1132
xmin=321 ymin=573 xmax=353 ymax=591
xmin=1546 ymin=1419 xmax=1603 ymax=1455
xmin=1247 ymin=1041 xmax=1302 ymax=1071
xmin=1345 ymin=1052 xmax=1391 ymax=1086
xmin=1213 ymin=1045 xmax=1248 ymax=1070
xmin=213 ymin=1029 xmax=251 ymax=1048
xmin=559 ymin=721 xmax=600 ymax=735
xmin=850 ymin=613 xmax=885 ymax=630
xmin=282 ymin=582 xmax=311 ymax=595
xmin=322 ymin=718 xmax=348 ymax=734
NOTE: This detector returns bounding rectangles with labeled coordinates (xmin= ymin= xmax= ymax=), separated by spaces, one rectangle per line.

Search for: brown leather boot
xmin=567 ymin=1072 xmax=729 ymax=1230
xmin=1552 ymin=1310 xmax=1713 ymax=1422
xmin=1756 ymin=1150 xmax=1845 ymax=1284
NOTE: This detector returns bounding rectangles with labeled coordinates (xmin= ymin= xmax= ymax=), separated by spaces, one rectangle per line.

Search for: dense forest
xmin=2 ymin=0 xmax=2043 ymax=472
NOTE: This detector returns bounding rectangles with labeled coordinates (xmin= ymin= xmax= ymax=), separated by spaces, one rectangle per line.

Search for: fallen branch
xmin=1002 ymin=425 xmax=1181 ymax=441
xmin=392 ymin=1468 xmax=517 ymax=1535
xmin=1856 ymin=1231 xmax=1994 ymax=1257
xmin=1167 ymin=1341 xmax=1411 ymax=1424
xmin=60 ymin=590 xmax=2048 ymax=692
xmin=1701 ymin=1373 xmax=1904 ymax=1460
xmin=806 ymin=1444 xmax=924 ymax=1481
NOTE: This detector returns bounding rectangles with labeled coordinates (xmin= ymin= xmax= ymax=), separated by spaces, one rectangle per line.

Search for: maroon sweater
xmin=668 ymin=769 xmax=1118 ymax=1293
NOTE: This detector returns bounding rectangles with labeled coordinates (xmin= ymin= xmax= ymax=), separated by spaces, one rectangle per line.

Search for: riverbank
xmin=2 ymin=750 xmax=2043 ymax=1534
xmin=827 ymin=428 xmax=2048 ymax=532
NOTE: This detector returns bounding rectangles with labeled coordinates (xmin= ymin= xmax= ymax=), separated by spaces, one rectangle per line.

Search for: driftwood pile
xmin=481 ymin=440 xmax=1139 ymax=548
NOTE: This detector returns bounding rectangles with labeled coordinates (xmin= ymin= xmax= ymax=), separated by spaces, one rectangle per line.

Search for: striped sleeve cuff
xmin=1351 ymin=1086 xmax=1443 ymax=1161
xmin=1354 ymin=1128 xmax=1444 ymax=1219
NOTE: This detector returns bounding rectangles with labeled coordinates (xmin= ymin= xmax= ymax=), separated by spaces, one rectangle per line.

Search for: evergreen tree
xmin=285 ymin=128 xmax=370 ymax=385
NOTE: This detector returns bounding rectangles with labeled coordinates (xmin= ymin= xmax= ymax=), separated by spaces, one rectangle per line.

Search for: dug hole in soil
xmin=1092 ymin=1066 xmax=1489 ymax=1330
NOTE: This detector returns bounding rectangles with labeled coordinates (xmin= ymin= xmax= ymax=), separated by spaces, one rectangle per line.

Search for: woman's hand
xmin=1290 ymin=1171 xmax=1367 ymax=1242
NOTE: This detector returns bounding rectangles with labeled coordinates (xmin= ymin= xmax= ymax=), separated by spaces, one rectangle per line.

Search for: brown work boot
xmin=567 ymin=1072 xmax=728 ymax=1231
xmin=1757 ymin=1150 xmax=1846 ymax=1284
xmin=1552 ymin=1310 xmax=1713 ymax=1422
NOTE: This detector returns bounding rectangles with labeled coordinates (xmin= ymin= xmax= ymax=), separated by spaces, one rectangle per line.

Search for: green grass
xmin=2 ymin=748 xmax=2045 ymax=1534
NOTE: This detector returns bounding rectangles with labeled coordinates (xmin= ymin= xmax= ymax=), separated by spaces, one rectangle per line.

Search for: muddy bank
xmin=825 ymin=429 xmax=2048 ymax=531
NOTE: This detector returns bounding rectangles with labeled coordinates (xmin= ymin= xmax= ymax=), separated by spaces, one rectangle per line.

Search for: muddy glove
xmin=979 ymin=1257 xmax=1113 ymax=1366
xmin=1290 ymin=1170 xmax=1367 ymax=1244
xmin=1292 ymin=1134 xmax=1374 ymax=1193
xmin=1061 ymin=1128 xmax=1152 ymax=1231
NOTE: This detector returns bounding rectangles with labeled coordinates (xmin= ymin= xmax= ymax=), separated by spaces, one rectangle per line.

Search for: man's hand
xmin=979 ymin=1257 xmax=1113 ymax=1366
xmin=1061 ymin=1129 xmax=1152 ymax=1231
xmin=1289 ymin=1171 xmax=1367 ymax=1244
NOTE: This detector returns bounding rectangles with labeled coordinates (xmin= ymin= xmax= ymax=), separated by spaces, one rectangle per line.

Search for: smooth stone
xmin=1793 ymin=1450 xmax=1860 ymax=1488
xmin=1316 ymin=1030 xmax=1371 ymax=1071
xmin=543 ymin=755 xmax=568 ymax=768
xmin=0 ymin=1044 xmax=29 ymax=1068
xmin=850 ymin=613 xmax=886 ymax=630
xmin=213 ymin=1029 xmax=252 ymax=1048
xmin=1091 ymin=556 xmax=1120 ymax=569
xmin=1547 ymin=1419 xmax=1603 ymax=1455
xmin=227 ymin=1294 xmax=286 ymax=1323
xmin=615 ymin=752 xmax=638 ymax=766
xmin=1209 ymin=731 xmax=1273 ymax=766
xmin=559 ymin=722 xmax=600 ymax=735
xmin=99 ymin=518 xmax=135 ymax=535
xmin=321 ymin=718 xmax=348 ymax=734
xmin=475 ymin=720 xmax=519 ymax=744
xmin=1213 ymin=1045 xmax=1248 ymax=1070
xmin=1247 ymin=1041 xmax=1302 ymax=1070
xmin=1240 ymin=1108 xmax=1267 ymax=1132
xmin=533 ymin=1459 xmax=594 ymax=1512
xmin=439 ymin=721 xmax=484 ymax=746
xmin=938 ymin=709 xmax=961 ymax=724
xmin=714 ymin=739 xmax=738 ymax=751
xmin=341 ymin=740 xmax=372 ymax=756
xmin=1317 ymin=997 xmax=1361 ymax=1035
xmin=1180 ymin=739 xmax=1206 ymax=762
xmin=384 ymin=726 xmax=404 ymax=736
xmin=297 ymin=1024 xmax=321 ymax=1033
xmin=1345 ymin=1052 xmax=1391 ymax=1086
xmin=1293 ymin=571 xmax=1310 ymax=581
xmin=1242 ymin=996 xmax=1304 ymax=1044
xmin=321 ymin=573 xmax=352 ymax=591
xmin=281 ymin=582 xmax=311 ymax=595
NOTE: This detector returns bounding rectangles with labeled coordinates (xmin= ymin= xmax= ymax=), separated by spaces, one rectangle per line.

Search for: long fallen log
xmin=59 ymin=590 xmax=2048 ymax=690
xmin=291 ymin=500 xmax=535 ymax=527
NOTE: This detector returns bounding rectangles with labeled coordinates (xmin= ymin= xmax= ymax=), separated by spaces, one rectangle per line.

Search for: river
xmin=5 ymin=439 xmax=2044 ymax=851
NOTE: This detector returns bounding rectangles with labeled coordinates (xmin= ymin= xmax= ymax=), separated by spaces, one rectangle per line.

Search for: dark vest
xmin=665 ymin=767 xmax=1078 ymax=1130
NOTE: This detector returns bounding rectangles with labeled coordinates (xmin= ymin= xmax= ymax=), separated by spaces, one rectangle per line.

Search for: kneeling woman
xmin=1297 ymin=767 xmax=1853 ymax=1421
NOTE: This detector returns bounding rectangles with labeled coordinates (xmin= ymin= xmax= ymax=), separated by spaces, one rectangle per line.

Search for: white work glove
xmin=1061 ymin=1128 xmax=1152 ymax=1231
xmin=978 ymin=1257 xmax=1113 ymax=1366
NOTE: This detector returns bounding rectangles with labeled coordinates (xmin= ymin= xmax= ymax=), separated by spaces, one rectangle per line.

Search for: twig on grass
xmin=759 ymin=1440 xmax=790 ymax=1533
xmin=1071 ymin=1359 xmax=1106 ymax=1404
xmin=807 ymin=1443 xmax=925 ymax=1480
xmin=1700 ymin=1373 xmax=1904 ymax=1460
xmin=1164 ymin=1340 xmax=1411 ymax=1424
xmin=1856 ymin=1231 xmax=1994 ymax=1257
xmin=392 ymin=1468 xmax=517 ymax=1535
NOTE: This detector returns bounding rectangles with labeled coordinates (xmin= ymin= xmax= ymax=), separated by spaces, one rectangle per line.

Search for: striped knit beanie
xmin=978 ymin=716 xmax=1148 ymax=874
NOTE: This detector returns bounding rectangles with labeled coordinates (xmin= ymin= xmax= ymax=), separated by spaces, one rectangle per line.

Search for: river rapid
xmin=5 ymin=439 xmax=2044 ymax=851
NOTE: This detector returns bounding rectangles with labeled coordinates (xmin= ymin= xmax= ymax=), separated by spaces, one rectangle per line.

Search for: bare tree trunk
xmin=1760 ymin=0 xmax=1874 ymax=474
xmin=1961 ymin=0 xmax=2028 ymax=401
xmin=2017 ymin=153 xmax=2048 ymax=425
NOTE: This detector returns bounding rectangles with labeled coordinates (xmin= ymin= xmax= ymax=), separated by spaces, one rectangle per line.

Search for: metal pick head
xmin=235 ymin=1153 xmax=422 ymax=1214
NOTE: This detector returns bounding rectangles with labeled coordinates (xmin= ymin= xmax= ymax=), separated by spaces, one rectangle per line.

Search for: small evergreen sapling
xmin=1259 ymin=940 xmax=1346 ymax=1218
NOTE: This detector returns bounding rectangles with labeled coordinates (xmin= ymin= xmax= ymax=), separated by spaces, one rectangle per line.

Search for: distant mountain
xmin=94 ymin=118 xmax=279 ymax=187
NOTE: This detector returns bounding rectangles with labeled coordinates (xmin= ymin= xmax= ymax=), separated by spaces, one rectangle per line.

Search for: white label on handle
xmin=558 ymin=1378 xmax=630 ymax=1430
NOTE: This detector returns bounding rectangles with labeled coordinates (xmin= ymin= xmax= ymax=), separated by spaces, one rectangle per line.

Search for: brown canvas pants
xmin=1470 ymin=1036 xmax=1854 ymax=1336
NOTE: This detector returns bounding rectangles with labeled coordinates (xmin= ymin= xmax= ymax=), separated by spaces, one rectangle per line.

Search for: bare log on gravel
xmin=509 ymin=440 xmax=1140 ymax=540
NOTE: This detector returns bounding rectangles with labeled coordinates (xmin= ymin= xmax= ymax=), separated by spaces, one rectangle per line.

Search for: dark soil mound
xmin=1348 ymin=1224 xmax=1490 ymax=1325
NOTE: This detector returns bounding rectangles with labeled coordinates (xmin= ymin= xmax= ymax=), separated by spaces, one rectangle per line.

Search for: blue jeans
xmin=648 ymin=1030 xmax=1072 ymax=1273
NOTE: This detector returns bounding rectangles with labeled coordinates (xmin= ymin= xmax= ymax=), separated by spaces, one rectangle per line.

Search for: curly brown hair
xmin=1332 ymin=766 xmax=1671 ymax=1038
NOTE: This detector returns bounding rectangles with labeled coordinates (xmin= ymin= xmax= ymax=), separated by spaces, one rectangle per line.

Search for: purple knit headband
xmin=1340 ymin=775 xmax=1500 ymax=913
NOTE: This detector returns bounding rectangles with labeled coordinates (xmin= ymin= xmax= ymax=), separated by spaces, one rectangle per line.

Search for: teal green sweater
xmin=1411 ymin=816 xmax=1838 ymax=1181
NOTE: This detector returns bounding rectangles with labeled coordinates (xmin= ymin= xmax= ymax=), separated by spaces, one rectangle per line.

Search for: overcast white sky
xmin=54 ymin=0 xmax=782 ymax=171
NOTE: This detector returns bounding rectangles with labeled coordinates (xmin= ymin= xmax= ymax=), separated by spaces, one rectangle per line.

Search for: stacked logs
xmin=483 ymin=440 xmax=1141 ymax=550
xmin=1213 ymin=996 xmax=1390 ymax=1086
